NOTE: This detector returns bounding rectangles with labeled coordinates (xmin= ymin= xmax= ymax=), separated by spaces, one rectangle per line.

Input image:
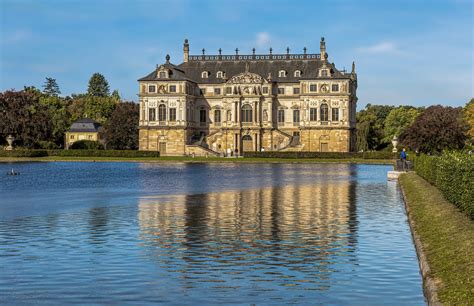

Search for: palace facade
xmin=138 ymin=38 xmax=357 ymax=156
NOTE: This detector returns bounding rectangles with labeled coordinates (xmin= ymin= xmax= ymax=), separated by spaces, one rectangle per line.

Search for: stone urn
xmin=391 ymin=135 xmax=398 ymax=153
xmin=5 ymin=134 xmax=14 ymax=151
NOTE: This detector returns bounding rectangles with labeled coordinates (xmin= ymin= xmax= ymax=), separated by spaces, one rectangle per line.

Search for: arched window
xmin=158 ymin=104 xmax=167 ymax=121
xmin=278 ymin=70 xmax=287 ymax=77
xmin=294 ymin=70 xmax=301 ymax=77
xmin=320 ymin=103 xmax=329 ymax=121
xmin=201 ymin=71 xmax=209 ymax=78
xmin=216 ymin=71 xmax=224 ymax=78
xmin=241 ymin=104 xmax=253 ymax=123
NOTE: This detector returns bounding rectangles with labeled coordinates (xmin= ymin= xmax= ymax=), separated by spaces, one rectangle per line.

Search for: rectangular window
xmin=310 ymin=108 xmax=317 ymax=121
xmin=214 ymin=109 xmax=221 ymax=123
xmin=293 ymin=109 xmax=300 ymax=123
xmin=70 ymin=135 xmax=74 ymax=139
xmin=332 ymin=108 xmax=339 ymax=121
xmin=200 ymin=88 xmax=206 ymax=95
xmin=88 ymin=135 xmax=92 ymax=140
xmin=169 ymin=85 xmax=176 ymax=92
xmin=309 ymin=84 xmax=317 ymax=92
xmin=149 ymin=108 xmax=156 ymax=121
xmin=169 ymin=108 xmax=176 ymax=121
xmin=148 ymin=85 xmax=156 ymax=93
xmin=293 ymin=87 xmax=300 ymax=94
xmin=214 ymin=88 xmax=221 ymax=95
xmin=321 ymin=70 xmax=328 ymax=77
xmin=200 ymin=109 xmax=206 ymax=123
xmin=332 ymin=84 xmax=339 ymax=92
xmin=262 ymin=87 xmax=268 ymax=94
xmin=278 ymin=109 xmax=285 ymax=123
xmin=226 ymin=87 xmax=232 ymax=94
xmin=277 ymin=87 xmax=285 ymax=95
xmin=159 ymin=71 xmax=166 ymax=78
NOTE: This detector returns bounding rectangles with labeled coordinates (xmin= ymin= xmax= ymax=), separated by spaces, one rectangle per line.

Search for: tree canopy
xmin=42 ymin=77 xmax=61 ymax=97
xmin=383 ymin=106 xmax=421 ymax=143
xmin=464 ymin=98 xmax=474 ymax=141
xmin=103 ymin=102 xmax=139 ymax=150
xmin=401 ymin=105 xmax=468 ymax=153
xmin=87 ymin=73 xmax=110 ymax=97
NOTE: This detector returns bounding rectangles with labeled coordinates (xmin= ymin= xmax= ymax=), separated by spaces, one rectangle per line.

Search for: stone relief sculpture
xmin=228 ymin=72 xmax=264 ymax=84
xmin=263 ymin=110 xmax=268 ymax=121
xmin=227 ymin=110 xmax=232 ymax=122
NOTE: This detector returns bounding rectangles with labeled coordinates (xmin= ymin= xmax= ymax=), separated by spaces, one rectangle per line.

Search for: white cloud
xmin=256 ymin=32 xmax=271 ymax=48
xmin=357 ymin=42 xmax=398 ymax=54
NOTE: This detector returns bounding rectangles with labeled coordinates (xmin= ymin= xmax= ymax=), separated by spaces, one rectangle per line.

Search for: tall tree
xmin=356 ymin=104 xmax=395 ymax=151
xmin=68 ymin=94 xmax=117 ymax=124
xmin=87 ymin=73 xmax=110 ymax=97
xmin=464 ymin=98 xmax=474 ymax=141
xmin=401 ymin=105 xmax=468 ymax=153
xmin=383 ymin=106 xmax=421 ymax=142
xmin=0 ymin=89 xmax=53 ymax=148
xmin=111 ymin=89 xmax=121 ymax=101
xmin=42 ymin=77 xmax=61 ymax=97
xmin=103 ymin=102 xmax=139 ymax=150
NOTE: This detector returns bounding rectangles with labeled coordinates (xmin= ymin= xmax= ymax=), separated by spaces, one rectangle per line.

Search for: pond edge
xmin=399 ymin=176 xmax=442 ymax=306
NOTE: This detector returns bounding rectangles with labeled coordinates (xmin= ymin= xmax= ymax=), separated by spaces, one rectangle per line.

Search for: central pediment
xmin=227 ymin=72 xmax=266 ymax=84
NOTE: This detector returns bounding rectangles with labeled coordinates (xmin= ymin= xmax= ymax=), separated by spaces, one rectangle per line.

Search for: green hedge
xmin=69 ymin=140 xmax=104 ymax=150
xmin=414 ymin=152 xmax=474 ymax=219
xmin=0 ymin=150 xmax=49 ymax=157
xmin=0 ymin=149 xmax=160 ymax=158
xmin=243 ymin=151 xmax=398 ymax=159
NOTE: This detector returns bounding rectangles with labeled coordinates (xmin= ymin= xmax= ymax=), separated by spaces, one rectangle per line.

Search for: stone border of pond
xmin=399 ymin=180 xmax=441 ymax=306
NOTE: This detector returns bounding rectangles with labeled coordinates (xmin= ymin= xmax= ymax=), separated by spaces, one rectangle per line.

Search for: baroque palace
xmin=138 ymin=38 xmax=357 ymax=156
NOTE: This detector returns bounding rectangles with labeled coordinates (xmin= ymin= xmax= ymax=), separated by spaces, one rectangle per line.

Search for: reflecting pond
xmin=0 ymin=162 xmax=424 ymax=304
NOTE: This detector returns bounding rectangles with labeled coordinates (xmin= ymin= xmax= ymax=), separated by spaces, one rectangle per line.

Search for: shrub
xmin=243 ymin=151 xmax=397 ymax=159
xmin=0 ymin=150 xmax=49 ymax=157
xmin=47 ymin=150 xmax=160 ymax=158
xmin=69 ymin=140 xmax=104 ymax=150
xmin=414 ymin=152 xmax=474 ymax=219
xmin=36 ymin=141 xmax=60 ymax=150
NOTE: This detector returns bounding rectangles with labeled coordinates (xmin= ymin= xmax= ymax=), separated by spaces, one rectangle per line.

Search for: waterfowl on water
xmin=7 ymin=169 xmax=20 ymax=176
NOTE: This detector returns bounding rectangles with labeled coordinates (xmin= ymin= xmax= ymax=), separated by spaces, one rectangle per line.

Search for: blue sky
xmin=1 ymin=0 xmax=472 ymax=108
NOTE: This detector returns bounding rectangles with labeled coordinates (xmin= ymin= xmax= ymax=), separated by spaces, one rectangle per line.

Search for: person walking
xmin=400 ymin=148 xmax=408 ymax=171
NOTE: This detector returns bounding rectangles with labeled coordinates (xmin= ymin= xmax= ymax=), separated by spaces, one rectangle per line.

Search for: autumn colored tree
xmin=103 ymin=102 xmax=139 ymax=150
xmin=464 ymin=98 xmax=474 ymax=142
xmin=401 ymin=105 xmax=468 ymax=153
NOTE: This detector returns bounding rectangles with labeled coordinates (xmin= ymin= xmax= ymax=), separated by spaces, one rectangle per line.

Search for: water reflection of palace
xmin=137 ymin=178 xmax=358 ymax=290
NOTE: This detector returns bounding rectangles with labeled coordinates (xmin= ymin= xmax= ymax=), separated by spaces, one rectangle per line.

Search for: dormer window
xmin=321 ymin=69 xmax=328 ymax=77
xmin=216 ymin=71 xmax=225 ymax=78
xmin=159 ymin=71 xmax=167 ymax=78
xmin=294 ymin=70 xmax=302 ymax=77
xmin=278 ymin=70 xmax=287 ymax=78
xmin=201 ymin=71 xmax=209 ymax=78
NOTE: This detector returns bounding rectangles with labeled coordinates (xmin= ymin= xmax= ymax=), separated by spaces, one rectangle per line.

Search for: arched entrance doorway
xmin=242 ymin=135 xmax=253 ymax=152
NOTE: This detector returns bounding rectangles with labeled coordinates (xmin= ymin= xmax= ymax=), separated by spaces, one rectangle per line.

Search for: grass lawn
xmin=0 ymin=156 xmax=395 ymax=164
xmin=400 ymin=173 xmax=474 ymax=304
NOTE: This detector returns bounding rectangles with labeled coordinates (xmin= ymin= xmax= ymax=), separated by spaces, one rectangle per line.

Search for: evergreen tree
xmin=87 ymin=73 xmax=110 ymax=97
xmin=111 ymin=89 xmax=121 ymax=101
xmin=42 ymin=77 xmax=61 ymax=96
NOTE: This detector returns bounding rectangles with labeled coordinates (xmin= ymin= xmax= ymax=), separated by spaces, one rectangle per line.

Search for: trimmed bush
xmin=414 ymin=152 xmax=474 ymax=219
xmin=48 ymin=150 xmax=160 ymax=158
xmin=243 ymin=151 xmax=398 ymax=159
xmin=69 ymin=140 xmax=104 ymax=150
xmin=0 ymin=150 xmax=49 ymax=157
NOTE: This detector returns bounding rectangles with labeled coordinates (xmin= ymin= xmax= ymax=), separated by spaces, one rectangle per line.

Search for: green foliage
xmin=402 ymin=105 xmax=468 ymax=153
xmin=356 ymin=104 xmax=395 ymax=151
xmin=87 ymin=73 xmax=110 ymax=97
xmin=69 ymin=140 xmax=104 ymax=150
xmin=464 ymin=98 xmax=474 ymax=141
xmin=68 ymin=95 xmax=117 ymax=124
xmin=383 ymin=106 xmax=421 ymax=142
xmin=0 ymin=89 xmax=53 ymax=148
xmin=243 ymin=151 xmax=397 ymax=159
xmin=0 ymin=150 xmax=49 ymax=157
xmin=414 ymin=152 xmax=474 ymax=219
xmin=49 ymin=150 xmax=160 ymax=157
xmin=36 ymin=141 xmax=59 ymax=150
xmin=39 ymin=95 xmax=71 ymax=146
xmin=103 ymin=102 xmax=139 ymax=150
xmin=111 ymin=90 xmax=121 ymax=101
xmin=42 ymin=77 xmax=61 ymax=97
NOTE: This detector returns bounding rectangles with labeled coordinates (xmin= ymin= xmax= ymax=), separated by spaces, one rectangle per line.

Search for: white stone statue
xmin=392 ymin=135 xmax=398 ymax=152
xmin=5 ymin=135 xmax=14 ymax=151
